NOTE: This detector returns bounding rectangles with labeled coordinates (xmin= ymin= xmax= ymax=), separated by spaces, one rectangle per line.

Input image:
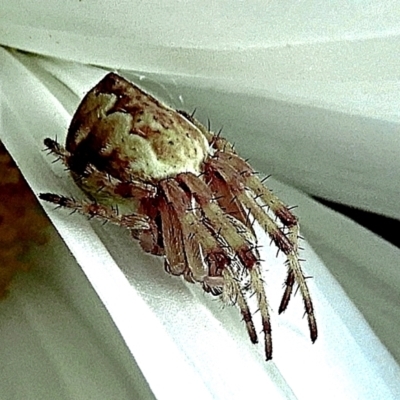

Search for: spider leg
xmin=158 ymin=186 xmax=187 ymax=276
xmin=131 ymin=198 xmax=164 ymax=256
xmin=279 ymin=269 xmax=295 ymax=314
xmin=43 ymin=138 xmax=71 ymax=165
xmin=159 ymin=178 xmax=230 ymax=283
xmin=177 ymin=173 xmax=260 ymax=271
xmin=243 ymin=174 xmax=318 ymax=343
xmin=249 ymin=266 xmax=273 ymax=360
xmin=206 ymin=151 xmax=318 ymax=344
xmin=39 ymin=193 xmax=149 ymax=230
xmin=222 ymin=267 xmax=258 ymax=346
xmin=204 ymin=170 xmax=252 ymax=231
xmin=175 ymin=173 xmax=275 ymax=356
xmin=221 ymin=256 xmax=272 ymax=360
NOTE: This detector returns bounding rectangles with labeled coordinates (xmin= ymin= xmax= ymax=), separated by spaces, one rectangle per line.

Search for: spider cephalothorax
xmin=40 ymin=72 xmax=317 ymax=360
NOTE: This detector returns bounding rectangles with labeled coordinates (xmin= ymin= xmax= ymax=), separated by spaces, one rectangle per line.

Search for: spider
xmin=39 ymin=72 xmax=317 ymax=360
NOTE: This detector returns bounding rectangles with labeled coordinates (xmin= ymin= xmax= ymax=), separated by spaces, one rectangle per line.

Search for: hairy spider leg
xmin=39 ymin=193 xmax=149 ymax=231
xmin=175 ymin=173 xmax=278 ymax=359
xmin=206 ymin=151 xmax=318 ymax=344
xmin=176 ymin=174 xmax=259 ymax=270
xmin=160 ymin=178 xmax=229 ymax=284
xmin=222 ymin=267 xmax=259 ymax=346
xmin=242 ymin=170 xmax=318 ymax=343
xmin=159 ymin=175 xmax=266 ymax=350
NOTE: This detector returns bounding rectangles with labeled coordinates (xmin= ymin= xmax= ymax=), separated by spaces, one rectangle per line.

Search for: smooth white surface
xmin=1 ymin=48 xmax=400 ymax=399
xmin=3 ymin=0 xmax=400 ymax=49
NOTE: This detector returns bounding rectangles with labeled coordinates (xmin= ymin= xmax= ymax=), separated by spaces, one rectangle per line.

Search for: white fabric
xmin=1 ymin=2 xmax=400 ymax=399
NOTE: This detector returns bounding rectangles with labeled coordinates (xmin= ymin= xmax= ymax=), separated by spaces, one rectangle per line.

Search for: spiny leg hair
xmin=203 ymin=138 xmax=318 ymax=344
xmin=175 ymin=172 xmax=275 ymax=359
xmin=39 ymin=193 xmax=149 ymax=231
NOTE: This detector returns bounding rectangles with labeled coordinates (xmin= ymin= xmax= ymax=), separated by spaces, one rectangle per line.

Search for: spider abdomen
xmin=66 ymin=73 xmax=209 ymax=184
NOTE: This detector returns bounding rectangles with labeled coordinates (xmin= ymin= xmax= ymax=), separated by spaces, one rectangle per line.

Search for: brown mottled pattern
xmin=66 ymin=73 xmax=208 ymax=182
